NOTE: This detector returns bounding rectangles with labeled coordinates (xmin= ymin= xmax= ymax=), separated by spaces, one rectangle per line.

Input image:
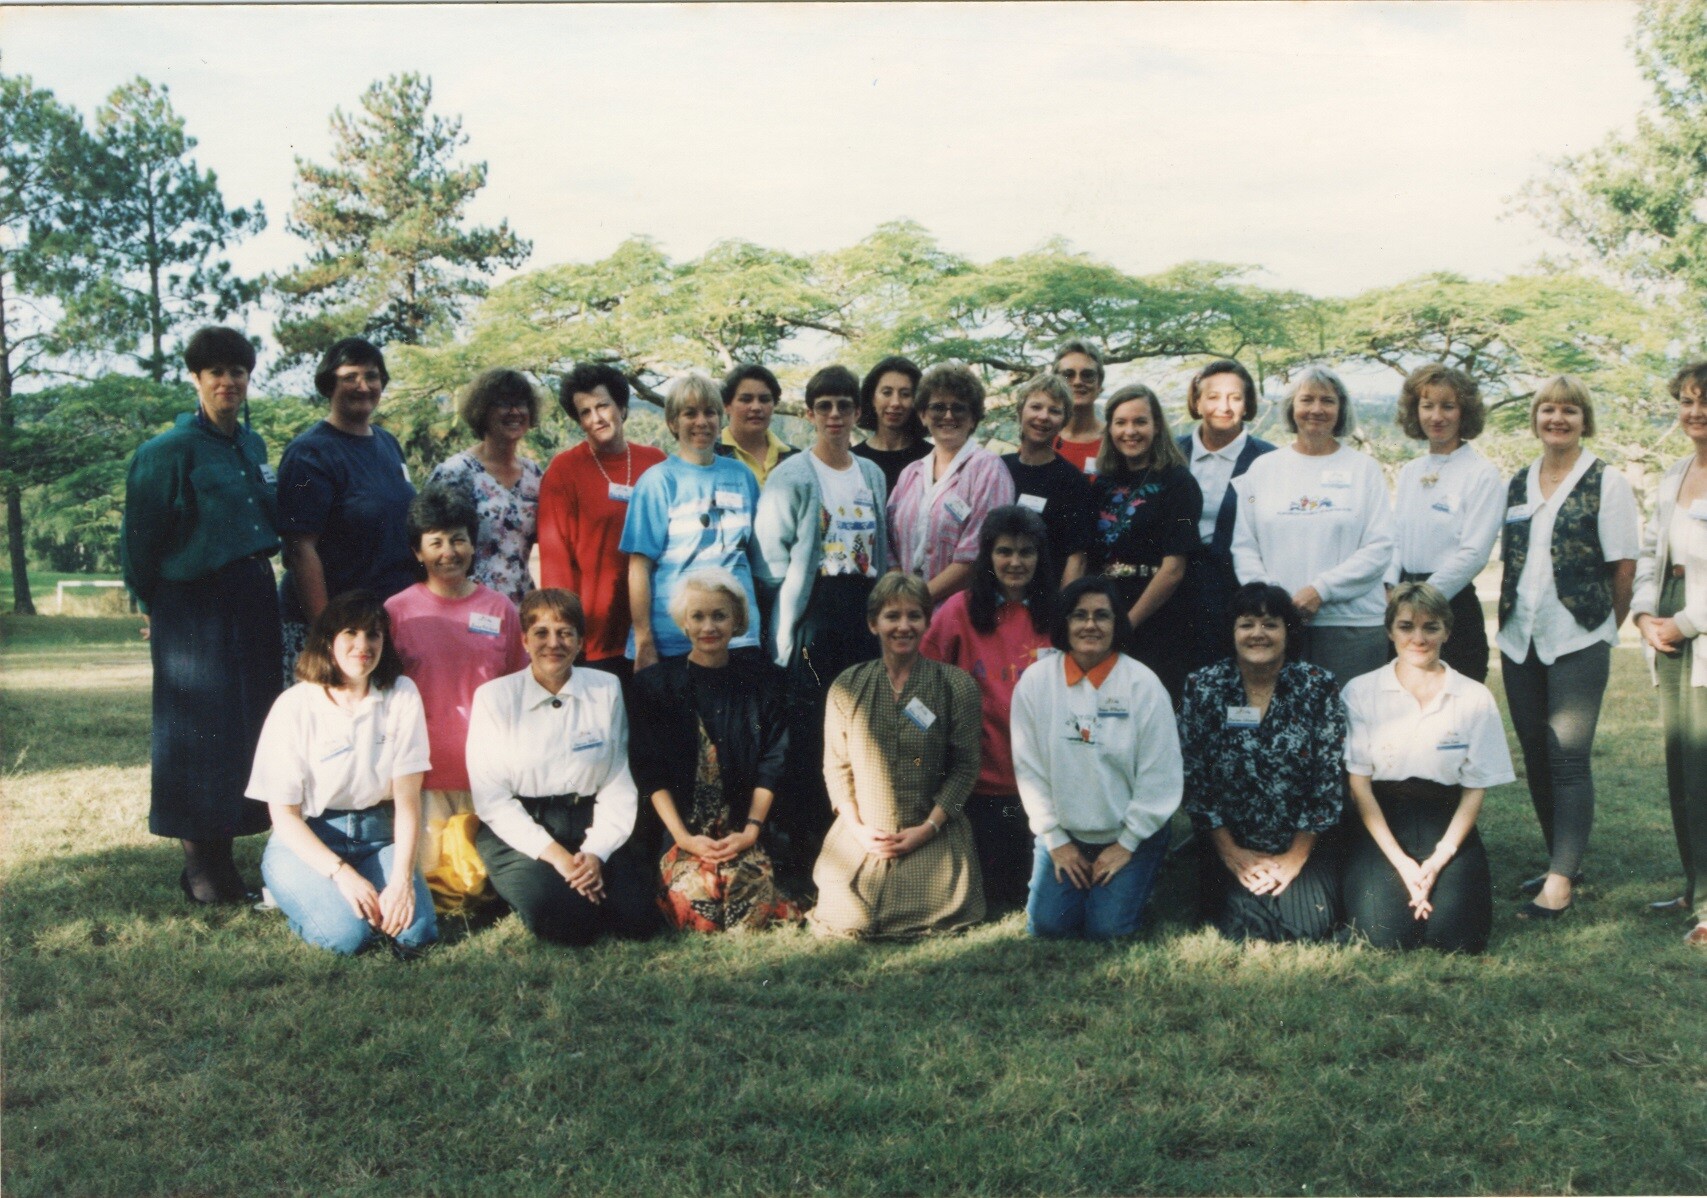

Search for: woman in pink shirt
xmin=384 ymin=485 xmax=526 ymax=913
xmin=921 ymin=505 xmax=1056 ymax=910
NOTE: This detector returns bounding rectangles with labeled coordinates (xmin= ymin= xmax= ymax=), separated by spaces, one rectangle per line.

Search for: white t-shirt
xmin=809 ymin=453 xmax=882 ymax=578
xmin=1495 ymin=453 xmax=1641 ymax=666
xmin=1390 ymin=443 xmax=1504 ymax=598
xmin=245 ymin=677 xmax=432 ymax=819
xmin=1230 ymin=444 xmax=1395 ymax=627
xmin=1343 ymin=661 xmax=1516 ymax=789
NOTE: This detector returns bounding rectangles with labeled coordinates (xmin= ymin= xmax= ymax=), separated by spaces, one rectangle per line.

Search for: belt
xmin=1671 ymin=564 xmax=1687 ymax=578
xmin=516 ymin=793 xmax=592 ymax=812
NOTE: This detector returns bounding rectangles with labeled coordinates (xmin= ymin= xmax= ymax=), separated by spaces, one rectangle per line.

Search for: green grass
xmin=2 ymin=613 xmax=1703 ymax=1196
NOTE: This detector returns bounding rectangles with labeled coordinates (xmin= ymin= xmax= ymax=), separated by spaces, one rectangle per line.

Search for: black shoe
xmin=1516 ymin=899 xmax=1572 ymax=921
xmin=1648 ymin=895 xmax=1689 ymax=913
xmin=179 ymin=869 xmax=220 ymax=906
xmin=1518 ymin=871 xmax=1583 ymax=897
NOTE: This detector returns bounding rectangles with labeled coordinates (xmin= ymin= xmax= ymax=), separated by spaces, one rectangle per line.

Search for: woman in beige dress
xmin=810 ymin=572 xmax=986 ymax=938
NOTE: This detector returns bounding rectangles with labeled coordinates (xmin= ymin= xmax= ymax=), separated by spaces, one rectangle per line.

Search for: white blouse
xmin=1389 ymin=443 xmax=1504 ymax=599
xmin=1343 ymin=662 xmax=1515 ymax=789
xmin=464 ymin=667 xmax=638 ymax=863
xmin=245 ymin=678 xmax=432 ymax=819
xmin=1495 ymin=453 xmax=1641 ymax=666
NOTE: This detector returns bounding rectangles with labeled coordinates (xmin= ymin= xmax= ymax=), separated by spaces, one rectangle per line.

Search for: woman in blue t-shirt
xmin=278 ymin=338 xmax=418 ymax=681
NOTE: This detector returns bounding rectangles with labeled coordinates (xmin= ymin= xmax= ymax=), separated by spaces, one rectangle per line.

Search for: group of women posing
xmin=122 ymin=326 xmax=1707 ymax=954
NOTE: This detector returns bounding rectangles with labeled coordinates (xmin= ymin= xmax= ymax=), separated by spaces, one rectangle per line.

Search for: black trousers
xmin=1343 ymin=778 xmax=1491 ymax=954
xmin=476 ymin=797 xmax=658 ymax=946
xmin=967 ymin=793 xmax=1033 ymax=909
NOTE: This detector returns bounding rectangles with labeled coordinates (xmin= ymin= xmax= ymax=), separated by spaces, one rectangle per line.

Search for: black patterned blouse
xmin=1178 ymin=657 xmax=1348 ymax=854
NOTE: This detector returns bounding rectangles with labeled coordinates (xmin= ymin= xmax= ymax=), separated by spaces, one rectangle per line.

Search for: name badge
xmin=942 ymin=496 xmax=971 ymax=522
xmin=1322 ymin=470 xmax=1351 ymax=488
xmin=468 ymin=612 xmax=502 ymax=637
xmin=1689 ymin=499 xmax=1707 ymax=522
xmin=608 ymin=482 xmax=634 ymax=503
xmin=1097 ymin=701 xmax=1129 ymax=719
xmin=1505 ymin=503 xmax=1533 ymax=524
xmin=1018 ymin=493 xmax=1048 ymax=513
xmin=1082 ymin=459 xmax=1098 ymax=475
xmin=258 ymin=464 xmax=278 ymax=485
xmin=714 ymin=489 xmax=744 ymax=511
xmin=1436 ymin=732 xmax=1470 ymax=752
xmin=1226 ymin=705 xmax=1262 ymax=728
xmin=1430 ymin=496 xmax=1458 ymax=515
xmin=855 ymin=489 xmax=876 ymax=508
xmin=902 ymin=697 xmax=937 ymax=730
xmin=572 ymin=734 xmax=605 ymax=753
xmin=400 ymin=462 xmax=411 ymax=482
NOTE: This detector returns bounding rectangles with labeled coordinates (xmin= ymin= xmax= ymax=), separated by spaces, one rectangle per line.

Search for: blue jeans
xmin=262 ymin=806 xmax=438 ymax=955
xmin=1026 ymin=824 xmax=1171 ymax=940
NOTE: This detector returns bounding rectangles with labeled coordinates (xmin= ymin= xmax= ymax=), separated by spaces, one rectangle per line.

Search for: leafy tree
xmin=1 ymin=73 xmax=93 ymax=612
xmin=1526 ymin=0 xmax=1707 ymax=309
xmin=53 ymin=77 xmax=265 ymax=383
xmin=274 ymin=72 xmax=531 ymax=363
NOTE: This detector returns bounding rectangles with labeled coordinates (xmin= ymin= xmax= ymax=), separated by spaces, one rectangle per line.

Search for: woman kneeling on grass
xmin=1010 ymin=576 xmax=1182 ymax=940
xmin=1341 ymin=583 xmax=1515 ymax=953
xmin=466 ymin=588 xmax=659 ymax=946
xmin=246 ymin=590 xmax=438 ymax=956
xmin=629 ymin=568 xmax=800 ymax=932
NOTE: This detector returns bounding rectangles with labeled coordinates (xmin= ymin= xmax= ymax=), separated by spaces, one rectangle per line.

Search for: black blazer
xmin=627 ymin=654 xmax=789 ymax=831
xmin=1176 ymin=430 xmax=1276 ymax=564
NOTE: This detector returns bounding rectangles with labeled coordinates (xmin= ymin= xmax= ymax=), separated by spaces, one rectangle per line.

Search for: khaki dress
xmin=810 ymin=657 xmax=986 ymax=939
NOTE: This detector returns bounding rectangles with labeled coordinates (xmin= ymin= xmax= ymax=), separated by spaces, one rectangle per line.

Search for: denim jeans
xmin=262 ymin=805 xmax=438 ymax=955
xmin=1026 ymin=824 xmax=1171 ymax=940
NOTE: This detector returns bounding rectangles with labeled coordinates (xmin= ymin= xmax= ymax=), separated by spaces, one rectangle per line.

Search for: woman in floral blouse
xmin=428 ymin=368 xmax=544 ymax=607
xmin=1179 ymin=582 xmax=1348 ymax=941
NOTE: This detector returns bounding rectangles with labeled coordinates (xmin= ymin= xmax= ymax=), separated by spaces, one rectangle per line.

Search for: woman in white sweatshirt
xmin=1010 ymin=576 xmax=1182 ymax=940
xmin=1231 ymin=365 xmax=1394 ymax=687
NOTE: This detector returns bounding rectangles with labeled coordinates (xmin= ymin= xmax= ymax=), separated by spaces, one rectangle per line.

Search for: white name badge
xmin=1430 ymin=496 xmax=1458 ymax=515
xmin=855 ymin=489 xmax=876 ymax=508
xmin=1689 ymin=499 xmax=1707 ymax=522
xmin=1082 ymin=459 xmax=1098 ymax=475
xmin=608 ymin=482 xmax=634 ymax=503
xmin=468 ymin=612 xmax=503 ymax=637
xmin=1322 ymin=470 xmax=1352 ymax=488
xmin=942 ymin=496 xmax=971 ymax=522
xmin=259 ymin=463 xmax=278 ymax=485
xmin=1018 ymin=493 xmax=1048 ymax=514
xmin=902 ymin=697 xmax=937 ymax=730
xmin=572 ymin=734 xmax=605 ymax=753
xmin=1505 ymin=503 xmax=1533 ymax=524
xmin=1226 ymin=705 xmax=1262 ymax=728
xmin=1436 ymin=733 xmax=1470 ymax=751
xmin=1097 ymin=701 xmax=1129 ymax=719
xmin=714 ymin=489 xmax=744 ymax=511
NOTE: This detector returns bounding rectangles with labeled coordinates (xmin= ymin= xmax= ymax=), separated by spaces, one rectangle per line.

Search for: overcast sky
xmin=5 ymin=2 xmax=1650 ymax=303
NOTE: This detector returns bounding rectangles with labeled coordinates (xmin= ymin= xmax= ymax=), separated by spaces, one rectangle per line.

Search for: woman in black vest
xmin=1495 ymin=376 xmax=1640 ymax=920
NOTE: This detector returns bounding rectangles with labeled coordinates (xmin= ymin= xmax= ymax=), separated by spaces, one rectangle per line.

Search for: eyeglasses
xmin=811 ymin=398 xmax=856 ymax=415
xmin=491 ymin=397 xmax=533 ymax=411
xmin=1058 ymin=369 xmax=1100 ymax=382
xmin=1067 ymin=609 xmax=1116 ymax=624
xmin=925 ymin=403 xmax=972 ymax=420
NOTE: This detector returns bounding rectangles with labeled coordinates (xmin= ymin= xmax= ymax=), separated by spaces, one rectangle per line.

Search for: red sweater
xmin=537 ymin=440 xmax=667 ymax=662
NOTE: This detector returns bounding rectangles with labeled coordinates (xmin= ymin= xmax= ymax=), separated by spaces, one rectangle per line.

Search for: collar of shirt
xmin=929 ymin=437 xmax=981 ymax=489
xmin=1063 ymin=652 xmax=1119 ymax=689
xmin=191 ymin=408 xmax=241 ymax=442
xmin=1375 ymin=658 xmax=1467 ymax=715
xmin=1526 ymin=450 xmax=1598 ymax=509
xmin=522 ymin=669 xmax=586 ymax=712
xmin=720 ymin=427 xmax=788 ymax=471
xmin=1192 ymin=427 xmax=1247 ymax=464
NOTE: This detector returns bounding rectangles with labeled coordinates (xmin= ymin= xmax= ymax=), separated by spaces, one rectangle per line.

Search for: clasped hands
xmin=1049 ymin=841 xmax=1132 ymax=890
xmin=541 ymin=842 xmax=607 ymax=903
xmin=333 ymin=864 xmax=417 ymax=936
xmin=1219 ymin=842 xmax=1304 ymax=897
xmin=849 ymin=818 xmax=936 ymax=860
xmin=676 ymin=826 xmax=759 ymax=865
xmin=1637 ymin=614 xmax=1685 ymax=655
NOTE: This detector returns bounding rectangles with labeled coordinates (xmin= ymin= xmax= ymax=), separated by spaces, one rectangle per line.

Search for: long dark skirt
xmin=1343 ymin=778 xmax=1491 ymax=953
xmin=1398 ymin=573 xmax=1489 ymax=683
xmin=777 ymin=575 xmax=878 ymax=884
xmin=1199 ymin=835 xmax=1339 ymax=942
xmin=148 ymin=556 xmax=280 ymax=840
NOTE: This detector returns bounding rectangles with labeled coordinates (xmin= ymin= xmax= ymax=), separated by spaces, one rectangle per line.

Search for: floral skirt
xmin=658 ymin=843 xmax=801 ymax=933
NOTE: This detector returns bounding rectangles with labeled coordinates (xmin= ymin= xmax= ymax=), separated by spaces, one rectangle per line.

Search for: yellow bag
xmin=420 ymin=794 xmax=492 ymax=916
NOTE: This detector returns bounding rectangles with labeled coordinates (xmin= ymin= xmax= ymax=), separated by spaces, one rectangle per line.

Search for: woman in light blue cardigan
xmin=754 ymin=365 xmax=891 ymax=888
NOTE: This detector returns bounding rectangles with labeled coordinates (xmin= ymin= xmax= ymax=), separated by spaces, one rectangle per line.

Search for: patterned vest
xmin=1498 ymin=459 xmax=1610 ymax=630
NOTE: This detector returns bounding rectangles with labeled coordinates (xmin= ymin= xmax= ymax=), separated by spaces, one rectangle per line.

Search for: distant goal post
xmin=55 ymin=579 xmax=138 ymax=616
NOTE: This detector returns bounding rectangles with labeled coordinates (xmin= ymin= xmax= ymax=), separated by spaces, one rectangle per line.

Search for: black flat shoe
xmin=179 ymin=869 xmax=221 ymax=906
xmin=1516 ymin=899 xmax=1573 ymax=921
xmin=1518 ymin=871 xmax=1583 ymax=897
xmin=1649 ymin=896 xmax=1689 ymax=913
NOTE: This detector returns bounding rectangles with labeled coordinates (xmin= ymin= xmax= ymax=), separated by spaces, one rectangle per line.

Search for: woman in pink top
xmin=921 ymin=505 xmax=1056 ymax=910
xmin=384 ymin=485 xmax=526 ymax=913
xmin=888 ymin=363 xmax=1017 ymax=604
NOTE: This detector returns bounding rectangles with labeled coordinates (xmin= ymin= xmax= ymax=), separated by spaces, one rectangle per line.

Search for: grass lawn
xmin=2 ymin=613 xmax=1703 ymax=1196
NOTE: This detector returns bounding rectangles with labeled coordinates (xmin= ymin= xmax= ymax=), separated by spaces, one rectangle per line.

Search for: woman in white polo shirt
xmin=1343 ymin=583 xmax=1515 ymax=952
xmin=246 ymin=590 xmax=437 ymax=956
xmin=466 ymin=588 xmax=658 ymax=945
xmin=1231 ymin=365 xmax=1394 ymax=688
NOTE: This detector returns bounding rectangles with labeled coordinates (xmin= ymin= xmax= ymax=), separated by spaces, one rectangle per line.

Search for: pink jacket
xmin=888 ymin=446 xmax=1016 ymax=582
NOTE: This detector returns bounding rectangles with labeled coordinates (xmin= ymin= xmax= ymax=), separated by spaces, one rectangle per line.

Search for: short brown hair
xmin=519 ymin=588 xmax=586 ymax=636
xmin=1669 ymin=361 xmax=1707 ymax=402
xmin=1187 ymin=359 xmax=1258 ymax=423
xmin=866 ymin=570 xmax=933 ymax=623
xmin=1096 ymin=385 xmax=1187 ymax=477
xmin=1530 ymin=375 xmax=1597 ymax=438
xmin=915 ymin=363 xmax=986 ymax=425
xmin=1014 ymin=371 xmax=1072 ymax=414
xmin=1398 ymin=363 xmax=1485 ymax=442
xmin=459 ymin=368 xmax=540 ymax=438
xmin=1385 ymin=581 xmax=1455 ymax=635
xmin=295 ymin=590 xmax=405 ymax=690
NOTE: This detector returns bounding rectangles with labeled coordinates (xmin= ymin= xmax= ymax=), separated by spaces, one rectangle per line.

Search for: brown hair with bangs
xmin=1398 ymin=363 xmax=1485 ymax=442
xmin=295 ymin=590 xmax=405 ymax=690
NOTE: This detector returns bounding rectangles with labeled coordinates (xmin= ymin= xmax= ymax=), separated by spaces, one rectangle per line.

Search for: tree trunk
xmin=0 ymin=270 xmax=36 ymax=614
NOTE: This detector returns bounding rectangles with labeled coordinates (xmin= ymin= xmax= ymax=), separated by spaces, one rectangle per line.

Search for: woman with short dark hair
xmin=246 ymin=590 xmax=438 ymax=956
xmin=278 ymin=337 xmax=417 ymax=681
xmin=427 ymin=368 xmax=544 ymax=607
xmin=853 ymin=355 xmax=930 ymax=496
xmin=122 ymin=326 xmax=281 ymax=903
xmin=1179 ymin=583 xmax=1347 ymax=941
